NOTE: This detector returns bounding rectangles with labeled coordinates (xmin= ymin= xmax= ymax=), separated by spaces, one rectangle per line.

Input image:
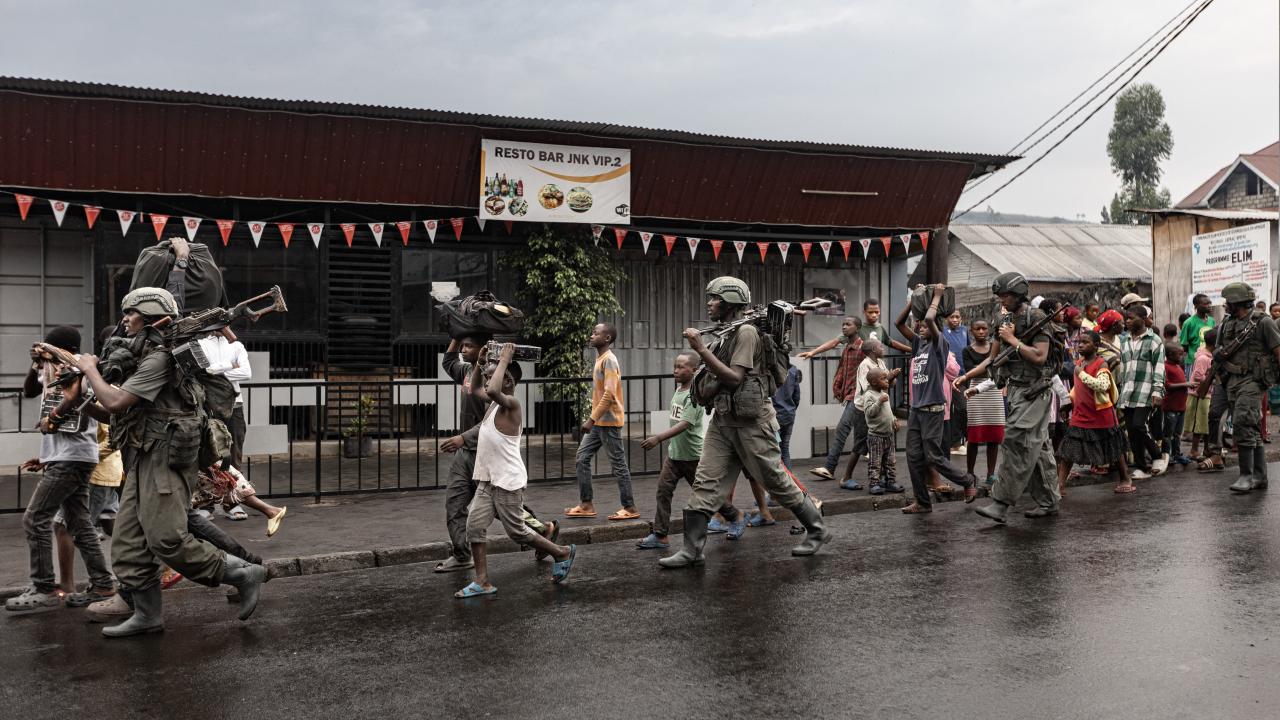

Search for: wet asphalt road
xmin=3 ymin=471 xmax=1280 ymax=720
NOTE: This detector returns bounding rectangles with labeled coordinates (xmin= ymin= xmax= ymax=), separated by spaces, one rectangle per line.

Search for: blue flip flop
xmin=454 ymin=581 xmax=497 ymax=598
xmin=551 ymin=544 xmax=577 ymax=583
xmin=636 ymin=533 xmax=669 ymax=550
xmin=746 ymin=512 xmax=775 ymax=528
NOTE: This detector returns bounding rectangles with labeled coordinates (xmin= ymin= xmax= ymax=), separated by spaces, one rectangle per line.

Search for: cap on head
xmin=120 ymin=287 xmax=179 ymax=318
xmin=705 ymin=276 xmax=751 ymax=305
xmin=1221 ymin=282 xmax=1256 ymax=305
xmin=990 ymin=272 xmax=1029 ymax=298
xmin=43 ymin=326 xmax=81 ymax=352
xmin=1119 ymin=292 xmax=1150 ymax=307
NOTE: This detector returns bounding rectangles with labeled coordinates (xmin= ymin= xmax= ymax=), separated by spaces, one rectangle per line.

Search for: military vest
xmin=995 ymin=306 xmax=1057 ymax=385
xmin=691 ymin=325 xmax=773 ymax=420
xmin=1218 ymin=310 xmax=1277 ymax=387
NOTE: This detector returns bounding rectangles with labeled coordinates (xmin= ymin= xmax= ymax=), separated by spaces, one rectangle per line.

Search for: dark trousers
xmin=778 ymin=419 xmax=795 ymax=470
xmin=228 ymin=404 xmax=247 ymax=470
xmin=1208 ymin=388 xmax=1230 ymax=453
xmin=652 ymin=457 xmax=738 ymax=536
xmin=444 ymin=447 xmax=478 ymax=562
xmin=823 ymin=401 xmax=866 ymax=472
xmin=1163 ymin=411 xmax=1185 ymax=458
xmin=905 ymin=408 xmax=969 ymax=510
xmin=24 ymin=461 xmax=113 ymax=593
xmin=1123 ymin=406 xmax=1160 ymax=471
xmin=188 ymin=510 xmax=262 ymax=566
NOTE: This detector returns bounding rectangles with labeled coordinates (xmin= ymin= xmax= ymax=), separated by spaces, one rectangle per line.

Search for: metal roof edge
xmin=0 ymin=76 xmax=1020 ymax=169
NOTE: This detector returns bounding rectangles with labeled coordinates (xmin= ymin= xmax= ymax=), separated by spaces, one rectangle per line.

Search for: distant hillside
xmin=951 ymin=211 xmax=1085 ymax=225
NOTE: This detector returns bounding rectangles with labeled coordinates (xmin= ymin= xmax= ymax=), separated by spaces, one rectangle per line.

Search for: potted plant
xmin=341 ymin=394 xmax=375 ymax=458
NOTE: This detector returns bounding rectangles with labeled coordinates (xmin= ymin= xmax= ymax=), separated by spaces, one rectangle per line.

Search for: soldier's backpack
xmin=131 ymin=240 xmax=229 ymax=313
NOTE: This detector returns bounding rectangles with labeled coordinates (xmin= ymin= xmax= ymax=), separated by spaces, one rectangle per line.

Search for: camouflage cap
xmin=121 ymin=287 xmax=179 ymax=318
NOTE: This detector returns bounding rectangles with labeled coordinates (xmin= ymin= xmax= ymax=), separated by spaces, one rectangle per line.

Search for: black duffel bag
xmin=131 ymin=239 xmax=228 ymax=313
xmin=910 ymin=284 xmax=956 ymax=321
xmin=436 ymin=290 xmax=524 ymax=338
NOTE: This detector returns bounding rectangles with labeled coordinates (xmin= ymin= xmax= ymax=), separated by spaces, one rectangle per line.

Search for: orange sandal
xmin=607 ymin=509 xmax=639 ymax=521
xmin=563 ymin=506 xmax=597 ymax=518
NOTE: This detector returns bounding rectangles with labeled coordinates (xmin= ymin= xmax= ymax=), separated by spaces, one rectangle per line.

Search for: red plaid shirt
xmin=831 ymin=337 xmax=864 ymax=401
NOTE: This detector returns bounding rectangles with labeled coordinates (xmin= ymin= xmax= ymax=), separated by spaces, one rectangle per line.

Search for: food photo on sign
xmin=480 ymin=139 xmax=631 ymax=225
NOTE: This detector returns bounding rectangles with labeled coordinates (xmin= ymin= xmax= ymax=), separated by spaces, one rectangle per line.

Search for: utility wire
xmin=962 ymin=0 xmax=1205 ymax=196
xmin=952 ymin=0 xmax=1216 ymax=221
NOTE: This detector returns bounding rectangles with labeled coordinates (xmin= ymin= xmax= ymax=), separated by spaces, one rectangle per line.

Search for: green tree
xmin=1100 ymin=205 xmax=1111 ymax=224
xmin=1105 ymin=83 xmax=1173 ymax=225
xmin=501 ymin=224 xmax=626 ymax=418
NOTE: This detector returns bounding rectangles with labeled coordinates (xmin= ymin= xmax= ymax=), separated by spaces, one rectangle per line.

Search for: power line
xmin=952 ymin=0 xmax=1217 ymax=221
xmin=962 ymin=0 xmax=1205 ymax=196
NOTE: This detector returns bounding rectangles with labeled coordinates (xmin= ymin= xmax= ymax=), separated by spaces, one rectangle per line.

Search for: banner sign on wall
xmin=479 ymin=139 xmax=631 ymax=225
xmin=1191 ymin=222 xmax=1271 ymax=305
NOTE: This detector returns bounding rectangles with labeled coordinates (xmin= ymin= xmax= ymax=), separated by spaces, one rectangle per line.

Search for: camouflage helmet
xmin=121 ymin=287 xmax=179 ymax=318
xmin=1221 ymin=282 xmax=1256 ymax=305
xmin=991 ymin=271 xmax=1030 ymax=298
xmin=706 ymin=276 xmax=751 ymax=305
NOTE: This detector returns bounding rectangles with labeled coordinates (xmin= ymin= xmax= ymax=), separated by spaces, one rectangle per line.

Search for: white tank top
xmin=473 ymin=404 xmax=527 ymax=491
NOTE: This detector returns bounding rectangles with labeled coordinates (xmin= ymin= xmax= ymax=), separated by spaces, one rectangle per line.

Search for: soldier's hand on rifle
xmin=74 ymin=353 xmax=99 ymax=375
xmin=441 ymin=435 xmax=465 ymax=453
xmin=997 ymin=324 xmax=1017 ymax=345
xmin=641 ymin=435 xmax=660 ymax=450
xmin=682 ymin=328 xmax=706 ymax=353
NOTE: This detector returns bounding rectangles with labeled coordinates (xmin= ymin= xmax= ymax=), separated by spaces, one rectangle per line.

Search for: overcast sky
xmin=1 ymin=0 xmax=1275 ymax=219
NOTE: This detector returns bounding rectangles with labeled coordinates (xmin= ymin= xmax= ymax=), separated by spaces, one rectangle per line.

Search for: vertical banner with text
xmin=1191 ymin=222 xmax=1272 ymax=305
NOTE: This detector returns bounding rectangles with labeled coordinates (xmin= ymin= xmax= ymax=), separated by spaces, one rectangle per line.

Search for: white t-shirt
xmin=39 ymin=368 xmax=99 ymax=464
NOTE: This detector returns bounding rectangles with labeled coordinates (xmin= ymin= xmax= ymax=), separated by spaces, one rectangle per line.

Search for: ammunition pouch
xmin=160 ymin=415 xmax=205 ymax=471
xmin=714 ymin=374 xmax=771 ymax=420
xmin=199 ymin=418 xmax=232 ymax=470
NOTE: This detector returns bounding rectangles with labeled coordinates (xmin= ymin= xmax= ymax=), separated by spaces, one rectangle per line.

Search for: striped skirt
xmin=966 ymin=378 xmax=1006 ymax=444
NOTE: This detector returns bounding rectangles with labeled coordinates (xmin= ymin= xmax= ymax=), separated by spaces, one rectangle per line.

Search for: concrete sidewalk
xmin=1 ymin=448 xmax=1269 ymax=597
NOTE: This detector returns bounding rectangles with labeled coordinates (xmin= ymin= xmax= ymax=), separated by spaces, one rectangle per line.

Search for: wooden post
xmin=926 ymin=223 xmax=949 ymax=284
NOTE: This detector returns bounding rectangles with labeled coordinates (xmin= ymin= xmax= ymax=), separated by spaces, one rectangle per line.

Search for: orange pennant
xmin=14 ymin=194 xmax=33 ymax=220
xmin=880 ymin=236 xmax=892 ymax=255
xmin=920 ymin=231 xmax=930 ymax=251
xmin=800 ymin=242 xmax=812 ymax=263
xmin=710 ymin=239 xmax=724 ymax=260
xmin=614 ymin=227 xmax=628 ymax=249
xmin=397 ymin=221 xmax=412 ymax=246
xmin=504 ymin=221 xmax=513 ymax=235
xmin=216 ymin=220 xmax=235 ymax=246
xmin=83 ymin=206 xmax=101 ymax=229
xmin=278 ymin=223 xmax=295 ymax=248
xmin=150 ymin=214 xmax=169 ymax=240
xmin=662 ymin=235 xmax=677 ymax=255
xmin=756 ymin=242 xmax=769 ymax=263
xmin=340 ymin=223 xmax=356 ymax=247
xmin=450 ymin=218 xmax=464 ymax=241
xmin=839 ymin=240 xmax=852 ymax=261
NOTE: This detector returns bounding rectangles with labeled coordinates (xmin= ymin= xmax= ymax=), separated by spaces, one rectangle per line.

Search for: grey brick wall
xmin=1212 ymin=167 xmax=1279 ymax=210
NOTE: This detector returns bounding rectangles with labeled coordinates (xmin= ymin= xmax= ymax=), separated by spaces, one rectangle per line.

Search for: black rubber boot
xmin=659 ymin=510 xmax=708 ymax=569
xmin=102 ymin=585 xmax=163 ymax=638
xmin=1252 ymin=445 xmax=1269 ymax=490
xmin=975 ymin=500 xmax=1009 ymax=524
xmin=221 ymin=554 xmax=267 ymax=620
xmin=790 ymin=496 xmax=833 ymax=556
xmin=1230 ymin=447 xmax=1256 ymax=493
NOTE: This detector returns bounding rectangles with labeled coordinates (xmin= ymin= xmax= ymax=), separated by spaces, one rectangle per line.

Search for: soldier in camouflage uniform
xmin=74 ymin=288 xmax=267 ymax=637
xmin=970 ymin=272 xmax=1061 ymax=524
xmin=660 ymin=277 xmax=831 ymax=568
xmin=1213 ymin=282 xmax=1280 ymax=494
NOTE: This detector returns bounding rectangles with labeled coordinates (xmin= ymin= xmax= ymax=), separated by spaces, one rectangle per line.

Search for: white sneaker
xmin=1131 ymin=469 xmax=1153 ymax=480
xmin=1151 ymin=454 xmax=1169 ymax=475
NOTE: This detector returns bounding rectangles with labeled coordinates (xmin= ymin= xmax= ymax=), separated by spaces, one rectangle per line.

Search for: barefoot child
xmin=1058 ymin=331 xmax=1133 ymax=493
xmin=457 ymin=343 xmax=576 ymax=597
xmin=954 ymin=319 xmax=1004 ymax=488
xmin=857 ymin=367 xmax=902 ymax=494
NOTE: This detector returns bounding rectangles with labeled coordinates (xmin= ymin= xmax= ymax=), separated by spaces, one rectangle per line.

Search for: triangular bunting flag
xmin=182 ymin=216 xmax=201 ymax=241
xmin=800 ymin=242 xmax=813 ymax=263
xmin=614 ymin=228 xmax=628 ymax=249
xmin=278 ymin=223 xmax=295 ymax=248
xmin=819 ymin=241 xmax=832 ymax=263
xmin=710 ymin=239 xmax=724 ymax=260
xmin=340 ymin=223 xmax=356 ymax=247
xmin=117 ymin=210 xmax=135 ymax=236
xmin=450 ymin=218 xmax=464 ymax=241
xmin=686 ymin=237 xmax=700 ymax=258
xmin=756 ymin=242 xmax=769 ymax=263
xmin=777 ymin=242 xmax=791 ymax=263
xmin=150 ymin=214 xmax=169 ymax=240
xmin=503 ymin=221 xmax=513 ymax=235
xmin=734 ymin=240 xmax=747 ymax=263
xmin=899 ymin=233 xmax=911 ymax=251
xmin=15 ymin=194 xmax=33 ymax=220
xmin=663 ymin=235 xmax=677 ymax=255
xmin=83 ymin=206 xmax=100 ymax=229
xmin=423 ymin=219 xmax=438 ymax=243
xmin=248 ymin=221 xmax=266 ymax=248
xmin=920 ymin=231 xmax=931 ymax=252
xmin=591 ymin=225 xmax=604 ymax=245
xmin=639 ymin=232 xmax=652 ymax=254
xmin=396 ymin=221 xmax=412 ymax=246
xmin=839 ymin=240 xmax=852 ymax=261
xmin=49 ymin=199 xmax=68 ymax=227
xmin=216 ymin=220 xmax=235 ymax=246
xmin=368 ymin=223 xmax=385 ymax=247
xmin=475 ymin=217 xmax=486 ymax=232
xmin=880 ymin=236 xmax=892 ymax=256
xmin=307 ymin=223 xmax=324 ymax=248
xmin=860 ymin=238 xmax=872 ymax=259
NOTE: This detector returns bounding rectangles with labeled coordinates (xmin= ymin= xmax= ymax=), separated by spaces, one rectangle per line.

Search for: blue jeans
xmin=778 ymin=419 xmax=795 ymax=470
xmin=575 ymin=426 xmax=634 ymax=507
xmin=824 ymin=401 xmax=867 ymax=473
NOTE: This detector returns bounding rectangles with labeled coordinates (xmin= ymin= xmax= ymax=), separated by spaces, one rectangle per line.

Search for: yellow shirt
xmin=590 ymin=350 xmax=625 ymax=427
xmin=89 ymin=424 xmax=123 ymax=488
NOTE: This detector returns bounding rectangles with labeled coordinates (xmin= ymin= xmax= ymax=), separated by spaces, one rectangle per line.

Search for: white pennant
xmin=686 ymin=237 xmax=701 ymax=257
xmin=247 ymin=221 xmax=266 ymax=247
xmin=639 ymin=232 xmax=652 ymax=254
xmin=820 ymin=241 xmax=832 ymax=262
xmin=307 ymin=223 xmax=325 ymax=248
xmin=117 ymin=209 xmax=135 ymax=236
xmin=476 ymin=217 xmax=486 ymax=232
xmin=368 ymin=223 xmax=384 ymax=246
xmin=423 ymin=219 xmax=439 ymax=243
xmin=777 ymin=242 xmax=791 ymax=263
xmin=733 ymin=240 xmax=747 ymax=263
xmin=182 ymin=216 xmax=201 ymax=241
xmin=900 ymin=233 xmax=912 ymax=251
xmin=49 ymin=199 xmax=68 ymax=227
xmin=860 ymin=238 xmax=872 ymax=259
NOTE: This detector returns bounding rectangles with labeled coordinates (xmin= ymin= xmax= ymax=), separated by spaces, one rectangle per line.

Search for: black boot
xmin=1253 ymin=445 xmax=1269 ymax=490
xmin=975 ymin=500 xmax=1009 ymax=524
xmin=222 ymin=554 xmax=267 ymax=620
xmin=659 ymin=510 xmax=708 ymax=569
xmin=102 ymin=585 xmax=163 ymax=638
xmin=790 ymin=496 xmax=833 ymax=556
xmin=1230 ymin=447 xmax=1256 ymax=493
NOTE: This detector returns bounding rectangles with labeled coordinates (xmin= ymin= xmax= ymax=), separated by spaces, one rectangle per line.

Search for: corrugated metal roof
xmin=0 ymin=77 xmax=1017 ymax=169
xmin=1138 ymin=208 xmax=1279 ymax=221
xmin=0 ymin=81 xmax=1002 ymax=230
xmin=952 ymin=224 xmax=1152 ymax=282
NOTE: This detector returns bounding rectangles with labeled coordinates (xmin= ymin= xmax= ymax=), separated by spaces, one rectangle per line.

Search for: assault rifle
xmin=1199 ymin=310 xmax=1266 ymax=394
xmin=699 ymin=297 xmax=832 ymax=342
xmin=990 ymin=302 xmax=1072 ymax=369
xmin=166 ymin=285 xmax=288 ymax=342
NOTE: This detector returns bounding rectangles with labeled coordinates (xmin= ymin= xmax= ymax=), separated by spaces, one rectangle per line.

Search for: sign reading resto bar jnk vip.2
xmin=479 ymin=139 xmax=631 ymax=224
